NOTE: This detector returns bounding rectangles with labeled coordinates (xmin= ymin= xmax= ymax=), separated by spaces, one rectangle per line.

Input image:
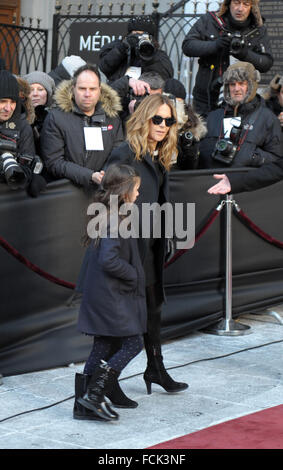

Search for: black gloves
xmin=123 ymin=35 xmax=139 ymax=52
xmin=215 ymin=35 xmax=231 ymax=51
xmin=231 ymin=44 xmax=248 ymax=60
xmin=26 ymin=173 xmax=47 ymax=198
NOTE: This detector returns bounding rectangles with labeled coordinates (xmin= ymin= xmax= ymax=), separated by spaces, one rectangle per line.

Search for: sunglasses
xmin=151 ymin=115 xmax=176 ymax=127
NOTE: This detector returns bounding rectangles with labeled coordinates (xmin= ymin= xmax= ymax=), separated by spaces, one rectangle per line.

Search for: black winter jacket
xmin=99 ymin=39 xmax=174 ymax=82
xmin=106 ymin=141 xmax=169 ymax=303
xmin=0 ymin=103 xmax=35 ymax=189
xmin=199 ymin=95 xmax=282 ymax=169
xmin=228 ymin=159 xmax=283 ymax=194
xmin=40 ymin=81 xmax=124 ymax=188
xmin=77 ymin=233 xmax=147 ymax=337
xmin=182 ymin=11 xmax=273 ymax=116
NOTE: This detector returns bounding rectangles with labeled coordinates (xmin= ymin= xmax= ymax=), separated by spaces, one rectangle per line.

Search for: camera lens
xmin=1 ymin=152 xmax=28 ymax=189
xmin=137 ymin=35 xmax=155 ymax=60
xmin=216 ymin=139 xmax=234 ymax=156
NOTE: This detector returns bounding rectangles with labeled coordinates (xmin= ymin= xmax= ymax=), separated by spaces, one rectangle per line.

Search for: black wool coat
xmin=106 ymin=141 xmax=169 ymax=303
xmin=77 ymin=234 xmax=147 ymax=337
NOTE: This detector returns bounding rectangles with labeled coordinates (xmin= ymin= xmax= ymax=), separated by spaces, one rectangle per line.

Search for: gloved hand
xmin=123 ymin=34 xmax=139 ymax=51
xmin=26 ymin=174 xmax=47 ymax=197
xmin=215 ymin=35 xmax=231 ymax=51
xmin=231 ymin=44 xmax=248 ymax=60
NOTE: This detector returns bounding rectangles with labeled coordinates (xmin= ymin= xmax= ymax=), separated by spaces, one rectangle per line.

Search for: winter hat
xmin=0 ymin=70 xmax=19 ymax=102
xmin=61 ymin=55 xmax=86 ymax=77
xmin=164 ymin=78 xmax=186 ymax=100
xmin=24 ymin=71 xmax=55 ymax=106
xmin=127 ymin=15 xmax=157 ymax=37
xmin=223 ymin=61 xmax=261 ymax=106
xmin=218 ymin=0 xmax=263 ymax=27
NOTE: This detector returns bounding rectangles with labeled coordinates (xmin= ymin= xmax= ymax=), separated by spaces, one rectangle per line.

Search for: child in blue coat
xmin=74 ymin=164 xmax=147 ymax=422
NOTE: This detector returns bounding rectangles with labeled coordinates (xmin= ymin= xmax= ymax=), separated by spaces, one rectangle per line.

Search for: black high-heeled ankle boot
xmin=105 ymin=376 xmax=138 ymax=408
xmin=143 ymin=346 xmax=189 ymax=395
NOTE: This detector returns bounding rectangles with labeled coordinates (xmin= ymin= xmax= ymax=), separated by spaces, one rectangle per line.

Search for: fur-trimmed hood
xmin=53 ymin=79 xmax=122 ymax=117
xmin=191 ymin=114 xmax=207 ymax=141
xmin=218 ymin=0 xmax=263 ymax=27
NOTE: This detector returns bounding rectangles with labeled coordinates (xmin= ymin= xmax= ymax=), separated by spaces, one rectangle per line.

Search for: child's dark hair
xmin=83 ymin=163 xmax=140 ymax=246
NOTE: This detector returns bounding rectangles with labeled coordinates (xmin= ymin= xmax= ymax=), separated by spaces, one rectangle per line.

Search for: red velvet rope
xmin=164 ymin=207 xmax=221 ymax=268
xmin=233 ymin=207 xmax=283 ymax=249
xmin=0 ymin=204 xmax=223 ymax=288
xmin=0 ymin=236 xmax=76 ymax=290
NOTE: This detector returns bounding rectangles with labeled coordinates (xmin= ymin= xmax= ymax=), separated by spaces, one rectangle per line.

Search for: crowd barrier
xmin=1 ymin=168 xmax=283 ymax=376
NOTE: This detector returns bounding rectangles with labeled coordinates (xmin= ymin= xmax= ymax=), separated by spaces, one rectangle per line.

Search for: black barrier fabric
xmin=1 ymin=170 xmax=283 ymax=376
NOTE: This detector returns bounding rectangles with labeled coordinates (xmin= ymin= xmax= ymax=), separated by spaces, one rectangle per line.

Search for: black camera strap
xmin=218 ymin=106 xmax=261 ymax=151
xmin=236 ymin=107 xmax=261 ymax=150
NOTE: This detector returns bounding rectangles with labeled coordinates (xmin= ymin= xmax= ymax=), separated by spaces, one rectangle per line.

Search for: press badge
xmin=84 ymin=127 xmax=104 ymax=151
xmin=223 ymin=117 xmax=241 ymax=138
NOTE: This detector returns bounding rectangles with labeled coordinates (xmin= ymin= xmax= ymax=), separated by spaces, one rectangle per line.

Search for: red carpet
xmin=148 ymin=405 xmax=283 ymax=449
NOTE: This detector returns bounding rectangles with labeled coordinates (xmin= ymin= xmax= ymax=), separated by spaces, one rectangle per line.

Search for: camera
xmin=212 ymin=121 xmax=242 ymax=165
xmin=179 ymin=131 xmax=196 ymax=149
xmin=0 ymin=151 xmax=29 ymax=190
xmin=126 ymin=33 xmax=156 ymax=61
xmin=228 ymin=32 xmax=246 ymax=55
xmin=136 ymin=34 xmax=155 ymax=60
xmin=128 ymin=89 xmax=149 ymax=112
xmin=0 ymin=136 xmax=43 ymax=190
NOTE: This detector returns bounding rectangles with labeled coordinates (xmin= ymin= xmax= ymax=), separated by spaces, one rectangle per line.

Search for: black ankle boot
xmin=74 ymin=372 xmax=119 ymax=421
xmin=78 ymin=363 xmax=120 ymax=421
xmin=143 ymin=347 xmax=189 ymax=395
xmin=105 ymin=376 xmax=138 ymax=408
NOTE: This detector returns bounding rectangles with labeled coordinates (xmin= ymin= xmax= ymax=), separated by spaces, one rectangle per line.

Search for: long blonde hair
xmin=126 ymin=94 xmax=178 ymax=171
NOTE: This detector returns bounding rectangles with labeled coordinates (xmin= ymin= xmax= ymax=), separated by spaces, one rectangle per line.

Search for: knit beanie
xmin=164 ymin=78 xmax=186 ymax=100
xmin=127 ymin=15 xmax=157 ymax=37
xmin=0 ymin=70 xmax=19 ymax=101
xmin=61 ymin=55 xmax=86 ymax=77
xmin=223 ymin=61 xmax=261 ymax=106
xmin=24 ymin=71 xmax=55 ymax=106
xmin=218 ymin=0 xmax=263 ymax=27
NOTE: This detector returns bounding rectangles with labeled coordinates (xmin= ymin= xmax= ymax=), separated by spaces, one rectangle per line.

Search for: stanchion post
xmin=205 ymin=195 xmax=251 ymax=336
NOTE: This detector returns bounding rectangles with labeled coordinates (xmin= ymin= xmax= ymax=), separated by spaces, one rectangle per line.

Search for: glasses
xmin=151 ymin=115 xmax=176 ymax=127
xmin=231 ymin=0 xmax=252 ymax=6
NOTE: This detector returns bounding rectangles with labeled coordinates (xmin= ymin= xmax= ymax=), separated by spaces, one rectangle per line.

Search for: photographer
xmin=198 ymin=62 xmax=282 ymax=169
xmin=182 ymin=0 xmax=273 ymax=118
xmin=163 ymin=78 xmax=207 ymax=169
xmin=98 ymin=16 xmax=173 ymax=83
xmin=0 ymin=70 xmax=43 ymax=195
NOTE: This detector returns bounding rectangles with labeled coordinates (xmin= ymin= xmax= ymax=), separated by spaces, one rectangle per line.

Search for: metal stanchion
xmin=205 ymin=195 xmax=251 ymax=336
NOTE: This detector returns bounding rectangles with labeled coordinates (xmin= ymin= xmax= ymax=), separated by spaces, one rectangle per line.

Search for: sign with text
xmin=69 ymin=22 xmax=128 ymax=64
xmin=260 ymin=0 xmax=283 ymax=85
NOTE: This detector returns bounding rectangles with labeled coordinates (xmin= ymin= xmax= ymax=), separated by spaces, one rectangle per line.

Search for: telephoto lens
xmin=0 ymin=152 xmax=29 ymax=189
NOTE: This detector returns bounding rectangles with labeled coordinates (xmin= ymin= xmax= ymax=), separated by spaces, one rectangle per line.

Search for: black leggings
xmin=83 ymin=335 xmax=143 ymax=375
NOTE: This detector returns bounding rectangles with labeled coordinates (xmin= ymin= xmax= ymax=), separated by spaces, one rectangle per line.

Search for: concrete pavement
xmin=0 ymin=308 xmax=283 ymax=450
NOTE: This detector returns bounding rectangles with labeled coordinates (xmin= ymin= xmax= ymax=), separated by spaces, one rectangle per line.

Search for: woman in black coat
xmin=75 ymin=164 xmax=147 ymax=422
xmin=107 ymin=94 xmax=189 ymax=395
